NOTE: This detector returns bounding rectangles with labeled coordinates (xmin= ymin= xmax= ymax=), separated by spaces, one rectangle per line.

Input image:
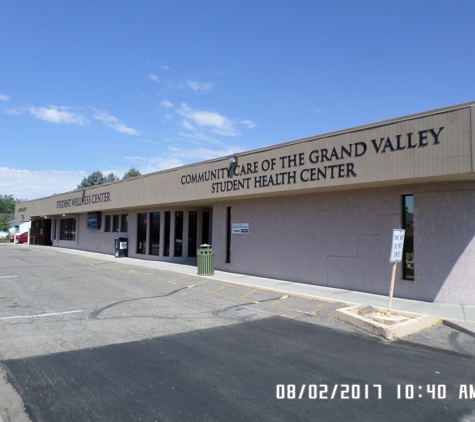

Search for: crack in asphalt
xmin=211 ymin=298 xmax=280 ymax=318
xmin=89 ymin=286 xmax=189 ymax=319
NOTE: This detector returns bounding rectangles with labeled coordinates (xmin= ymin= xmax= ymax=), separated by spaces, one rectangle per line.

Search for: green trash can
xmin=197 ymin=244 xmax=214 ymax=276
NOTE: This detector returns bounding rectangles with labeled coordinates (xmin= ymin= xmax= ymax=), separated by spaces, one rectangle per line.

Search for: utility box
xmin=115 ymin=237 xmax=128 ymax=258
xmin=197 ymin=244 xmax=214 ymax=276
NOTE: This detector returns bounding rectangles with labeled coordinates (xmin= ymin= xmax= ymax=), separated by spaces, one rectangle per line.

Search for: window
xmin=33 ymin=220 xmax=44 ymax=235
xmin=226 ymin=207 xmax=231 ymax=263
xmin=104 ymin=215 xmax=111 ymax=232
xmin=202 ymin=212 xmax=210 ymax=245
xmin=137 ymin=213 xmax=147 ymax=254
xmin=60 ymin=218 xmax=76 ymax=241
xmin=112 ymin=214 xmax=120 ymax=232
xmin=164 ymin=211 xmax=171 ymax=256
xmin=149 ymin=212 xmax=160 ymax=256
xmin=188 ymin=212 xmax=197 ymax=258
xmin=121 ymin=214 xmax=128 ymax=232
xmin=403 ymin=195 xmax=414 ymax=280
xmin=174 ymin=211 xmax=183 ymax=257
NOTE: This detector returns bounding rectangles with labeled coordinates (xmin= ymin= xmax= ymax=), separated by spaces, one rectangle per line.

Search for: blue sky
xmin=1 ymin=0 xmax=474 ymax=199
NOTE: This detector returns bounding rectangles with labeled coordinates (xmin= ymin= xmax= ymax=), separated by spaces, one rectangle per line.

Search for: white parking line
xmin=0 ymin=310 xmax=83 ymax=321
xmin=0 ymin=276 xmax=19 ymax=279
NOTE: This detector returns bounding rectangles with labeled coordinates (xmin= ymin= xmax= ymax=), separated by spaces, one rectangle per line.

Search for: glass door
xmin=137 ymin=213 xmax=147 ymax=254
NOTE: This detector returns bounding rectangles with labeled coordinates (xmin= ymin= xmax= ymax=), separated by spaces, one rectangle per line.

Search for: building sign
xmin=232 ymin=223 xmax=249 ymax=234
xmin=57 ymin=192 xmax=111 ymax=209
xmin=179 ymin=126 xmax=445 ymax=194
xmin=389 ymin=229 xmax=405 ymax=263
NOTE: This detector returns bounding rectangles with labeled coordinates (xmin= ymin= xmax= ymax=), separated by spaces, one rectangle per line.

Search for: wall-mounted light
xmin=228 ymin=155 xmax=238 ymax=165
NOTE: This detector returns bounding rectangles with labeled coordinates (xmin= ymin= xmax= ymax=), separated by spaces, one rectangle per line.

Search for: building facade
xmin=15 ymin=102 xmax=475 ymax=305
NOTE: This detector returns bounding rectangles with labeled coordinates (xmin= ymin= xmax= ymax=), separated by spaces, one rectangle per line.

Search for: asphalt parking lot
xmin=1 ymin=245 xmax=475 ymax=421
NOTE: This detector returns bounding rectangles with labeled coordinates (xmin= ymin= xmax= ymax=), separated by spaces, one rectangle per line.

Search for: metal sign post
xmin=387 ymin=229 xmax=405 ymax=313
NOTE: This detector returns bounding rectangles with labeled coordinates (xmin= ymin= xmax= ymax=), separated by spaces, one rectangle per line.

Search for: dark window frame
xmin=202 ymin=211 xmax=210 ymax=245
xmin=164 ymin=211 xmax=171 ymax=256
xmin=112 ymin=214 xmax=120 ymax=232
xmin=188 ymin=211 xmax=198 ymax=258
xmin=174 ymin=211 xmax=183 ymax=257
xmin=226 ymin=207 xmax=231 ymax=263
xmin=60 ymin=218 xmax=76 ymax=241
xmin=137 ymin=213 xmax=147 ymax=254
xmin=149 ymin=212 xmax=161 ymax=256
xmin=402 ymin=195 xmax=414 ymax=280
xmin=104 ymin=215 xmax=111 ymax=232
xmin=120 ymin=214 xmax=128 ymax=233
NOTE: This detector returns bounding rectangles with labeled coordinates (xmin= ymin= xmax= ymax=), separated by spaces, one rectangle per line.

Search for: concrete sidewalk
xmin=15 ymin=244 xmax=475 ymax=337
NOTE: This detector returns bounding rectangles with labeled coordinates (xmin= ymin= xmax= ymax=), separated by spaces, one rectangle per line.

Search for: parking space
xmin=2 ymin=244 xmax=475 ymax=422
xmin=0 ymin=245 xmax=353 ymax=363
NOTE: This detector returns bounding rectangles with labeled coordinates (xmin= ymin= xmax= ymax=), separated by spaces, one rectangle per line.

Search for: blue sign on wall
xmin=87 ymin=212 xmax=102 ymax=230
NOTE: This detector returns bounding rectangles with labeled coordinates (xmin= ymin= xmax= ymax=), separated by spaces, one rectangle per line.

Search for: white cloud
xmin=125 ymin=144 xmax=243 ymax=176
xmin=0 ymin=93 xmax=9 ymax=101
xmin=186 ymin=80 xmax=213 ymax=93
xmin=160 ymin=100 xmax=173 ymax=108
xmin=180 ymin=119 xmax=197 ymax=131
xmin=125 ymin=142 xmax=241 ymax=176
xmin=28 ymin=106 xmax=88 ymax=125
xmin=241 ymin=119 xmax=257 ymax=129
xmin=5 ymin=108 xmax=20 ymax=115
xmin=0 ymin=167 xmax=87 ymax=199
xmin=92 ymin=109 xmax=141 ymax=136
xmin=177 ymin=103 xmax=238 ymax=136
xmin=124 ymin=155 xmax=184 ymax=174
xmin=167 ymin=146 xmax=241 ymax=161
xmin=149 ymin=74 xmax=159 ymax=82
xmin=177 ymin=130 xmax=222 ymax=145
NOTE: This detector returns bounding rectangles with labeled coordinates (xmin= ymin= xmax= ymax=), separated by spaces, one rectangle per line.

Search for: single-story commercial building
xmin=15 ymin=102 xmax=475 ymax=305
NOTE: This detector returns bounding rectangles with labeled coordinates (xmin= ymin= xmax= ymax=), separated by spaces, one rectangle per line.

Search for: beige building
xmin=15 ymin=102 xmax=475 ymax=305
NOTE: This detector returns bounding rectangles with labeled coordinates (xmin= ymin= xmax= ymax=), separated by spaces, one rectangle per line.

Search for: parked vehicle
xmin=10 ymin=232 xmax=28 ymax=244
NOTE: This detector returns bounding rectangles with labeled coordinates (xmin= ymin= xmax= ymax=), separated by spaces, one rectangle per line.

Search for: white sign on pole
xmin=232 ymin=223 xmax=249 ymax=234
xmin=389 ymin=229 xmax=405 ymax=263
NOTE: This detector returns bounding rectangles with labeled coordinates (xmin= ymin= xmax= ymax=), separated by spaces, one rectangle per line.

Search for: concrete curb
xmin=336 ymin=306 xmax=442 ymax=341
xmin=443 ymin=320 xmax=475 ymax=339
xmin=6 ymin=244 xmax=475 ymax=338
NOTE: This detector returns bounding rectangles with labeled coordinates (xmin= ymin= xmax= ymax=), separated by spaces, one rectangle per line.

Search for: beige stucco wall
xmin=212 ymin=181 xmax=475 ymax=305
xmin=15 ymin=102 xmax=475 ymax=221
xmin=416 ymin=186 xmax=475 ymax=304
xmin=12 ymin=102 xmax=475 ymax=305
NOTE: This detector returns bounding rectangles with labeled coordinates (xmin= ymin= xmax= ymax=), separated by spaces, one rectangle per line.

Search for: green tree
xmin=104 ymin=172 xmax=119 ymax=183
xmin=0 ymin=195 xmax=26 ymax=213
xmin=0 ymin=214 xmax=10 ymax=231
xmin=77 ymin=171 xmax=119 ymax=189
xmin=122 ymin=167 xmax=141 ymax=180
